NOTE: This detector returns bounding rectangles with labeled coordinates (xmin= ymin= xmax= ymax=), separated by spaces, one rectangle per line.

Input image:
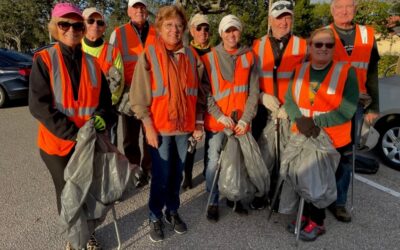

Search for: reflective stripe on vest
xmin=359 ymin=25 xmax=368 ymax=44
xmin=48 ymin=47 xmax=98 ymax=117
xmin=351 ymin=61 xmax=369 ymax=70
xmin=105 ymin=43 xmax=113 ymax=65
xmin=120 ymin=26 xmax=138 ymax=62
xmin=185 ymin=47 xmax=198 ymax=97
xmin=258 ymin=36 xmax=299 ymax=79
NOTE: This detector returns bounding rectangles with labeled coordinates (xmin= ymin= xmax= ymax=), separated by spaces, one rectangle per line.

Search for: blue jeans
xmin=335 ymin=104 xmax=364 ymax=206
xmin=204 ymin=131 xmax=226 ymax=205
xmin=148 ymin=134 xmax=189 ymax=221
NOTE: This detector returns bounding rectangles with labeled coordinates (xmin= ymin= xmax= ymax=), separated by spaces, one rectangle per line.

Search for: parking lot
xmin=1 ymin=104 xmax=400 ymax=249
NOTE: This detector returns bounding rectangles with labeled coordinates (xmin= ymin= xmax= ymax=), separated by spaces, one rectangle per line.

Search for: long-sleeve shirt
xmin=29 ymin=42 xmax=115 ymax=141
xmin=206 ymin=43 xmax=260 ymax=124
xmin=129 ymin=46 xmax=208 ymax=134
xmin=284 ymin=62 xmax=359 ymax=128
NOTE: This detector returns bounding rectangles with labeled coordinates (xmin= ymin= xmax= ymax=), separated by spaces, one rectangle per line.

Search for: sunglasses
xmin=312 ymin=42 xmax=335 ymax=49
xmin=57 ymin=21 xmax=85 ymax=32
xmin=196 ymin=26 xmax=210 ymax=32
xmin=273 ymin=3 xmax=294 ymax=11
xmin=86 ymin=18 xmax=105 ymax=27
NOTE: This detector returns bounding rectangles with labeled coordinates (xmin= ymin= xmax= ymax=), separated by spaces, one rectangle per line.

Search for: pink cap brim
xmin=51 ymin=3 xmax=82 ymax=18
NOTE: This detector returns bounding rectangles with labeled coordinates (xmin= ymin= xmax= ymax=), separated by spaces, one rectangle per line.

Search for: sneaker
xmin=149 ymin=219 xmax=165 ymax=242
xmin=233 ymin=201 xmax=248 ymax=216
xmin=206 ymin=205 xmax=219 ymax=222
xmin=226 ymin=199 xmax=234 ymax=208
xmin=287 ymin=216 xmax=309 ymax=234
xmin=328 ymin=205 xmax=352 ymax=222
xmin=86 ymin=234 xmax=101 ymax=250
xmin=299 ymin=220 xmax=326 ymax=241
xmin=135 ymin=170 xmax=150 ymax=188
xmin=165 ymin=212 xmax=188 ymax=234
xmin=250 ymin=196 xmax=266 ymax=210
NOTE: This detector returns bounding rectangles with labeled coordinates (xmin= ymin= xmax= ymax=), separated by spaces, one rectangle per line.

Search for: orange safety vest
xmin=35 ymin=43 xmax=102 ymax=156
xmin=253 ymin=35 xmax=307 ymax=103
xmin=329 ymin=24 xmax=374 ymax=93
xmin=110 ymin=23 xmax=157 ymax=86
xmin=291 ymin=61 xmax=352 ymax=148
xmin=144 ymin=45 xmax=200 ymax=133
xmin=96 ymin=42 xmax=120 ymax=75
xmin=203 ymin=49 xmax=254 ymax=132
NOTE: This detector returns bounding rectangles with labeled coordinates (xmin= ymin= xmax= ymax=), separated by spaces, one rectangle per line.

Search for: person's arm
xmin=283 ymin=76 xmax=302 ymax=122
xmin=195 ymin=57 xmax=207 ymax=124
xmin=313 ymin=67 xmax=359 ymax=127
xmin=28 ymin=56 xmax=79 ymax=141
xmin=365 ymin=39 xmax=380 ymax=114
xmin=111 ymin=48 xmax=125 ymax=105
xmin=93 ymin=72 xmax=116 ymax=127
xmin=240 ymin=54 xmax=260 ymax=124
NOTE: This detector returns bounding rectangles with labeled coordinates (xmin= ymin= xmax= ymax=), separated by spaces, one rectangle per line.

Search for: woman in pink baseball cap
xmin=29 ymin=3 xmax=115 ymax=249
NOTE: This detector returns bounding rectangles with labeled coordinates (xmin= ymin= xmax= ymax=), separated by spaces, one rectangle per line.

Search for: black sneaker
xmin=149 ymin=219 xmax=164 ymax=242
xmin=206 ymin=205 xmax=219 ymax=222
xmin=250 ymin=196 xmax=267 ymax=210
xmin=165 ymin=212 xmax=188 ymax=234
xmin=226 ymin=199 xmax=234 ymax=208
xmin=135 ymin=170 xmax=150 ymax=188
xmin=233 ymin=201 xmax=248 ymax=216
xmin=328 ymin=205 xmax=351 ymax=222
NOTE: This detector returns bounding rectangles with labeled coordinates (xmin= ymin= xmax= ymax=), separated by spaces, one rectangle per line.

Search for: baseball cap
xmin=128 ymin=0 xmax=147 ymax=7
xmin=190 ymin=14 xmax=209 ymax=27
xmin=218 ymin=14 xmax=242 ymax=36
xmin=82 ymin=7 xmax=104 ymax=19
xmin=51 ymin=3 xmax=82 ymax=18
xmin=270 ymin=0 xmax=294 ymax=18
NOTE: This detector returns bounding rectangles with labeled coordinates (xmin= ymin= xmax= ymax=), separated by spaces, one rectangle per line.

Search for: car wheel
xmin=377 ymin=120 xmax=400 ymax=170
xmin=0 ymin=86 xmax=8 ymax=108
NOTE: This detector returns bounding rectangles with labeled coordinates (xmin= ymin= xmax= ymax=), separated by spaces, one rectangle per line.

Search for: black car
xmin=0 ymin=49 xmax=32 ymax=107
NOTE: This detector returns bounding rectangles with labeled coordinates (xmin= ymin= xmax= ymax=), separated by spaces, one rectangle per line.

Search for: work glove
xmin=117 ymin=91 xmax=135 ymax=116
xmin=107 ymin=66 xmax=122 ymax=93
xmin=260 ymin=93 xmax=280 ymax=112
xmin=92 ymin=115 xmax=106 ymax=132
xmin=295 ymin=116 xmax=316 ymax=138
xmin=217 ymin=115 xmax=235 ymax=129
xmin=234 ymin=120 xmax=249 ymax=135
xmin=277 ymin=107 xmax=288 ymax=119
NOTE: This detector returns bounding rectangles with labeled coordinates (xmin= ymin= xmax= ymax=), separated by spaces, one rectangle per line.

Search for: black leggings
xmin=303 ymin=202 xmax=326 ymax=226
xmin=40 ymin=149 xmax=74 ymax=214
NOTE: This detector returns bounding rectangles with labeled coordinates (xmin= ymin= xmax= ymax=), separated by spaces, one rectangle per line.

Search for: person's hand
xmin=217 ymin=115 xmax=235 ymax=129
xmin=295 ymin=116 xmax=315 ymax=137
xmin=92 ymin=115 xmax=106 ymax=132
xmin=359 ymin=93 xmax=372 ymax=109
xmin=143 ymin=123 xmax=159 ymax=148
xmin=364 ymin=112 xmax=379 ymax=125
xmin=193 ymin=124 xmax=204 ymax=141
xmin=234 ymin=120 xmax=249 ymax=135
xmin=311 ymin=126 xmax=321 ymax=138
xmin=277 ymin=107 xmax=288 ymax=119
xmin=260 ymin=93 xmax=280 ymax=112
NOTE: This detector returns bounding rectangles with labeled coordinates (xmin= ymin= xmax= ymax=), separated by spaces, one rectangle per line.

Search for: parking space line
xmin=355 ymin=174 xmax=400 ymax=198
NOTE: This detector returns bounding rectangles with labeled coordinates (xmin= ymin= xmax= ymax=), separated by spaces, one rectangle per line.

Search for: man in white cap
xmin=203 ymin=14 xmax=259 ymax=222
xmin=109 ymin=0 xmax=156 ymax=187
xmin=326 ymin=0 xmax=380 ymax=223
xmin=181 ymin=13 xmax=212 ymax=190
xmin=82 ymin=7 xmax=124 ymax=146
xmin=251 ymin=0 xmax=307 ymax=210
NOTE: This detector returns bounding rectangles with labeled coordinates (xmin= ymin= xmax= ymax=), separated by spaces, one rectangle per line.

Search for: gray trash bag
xmin=279 ymin=130 xmax=340 ymax=209
xmin=218 ymin=136 xmax=255 ymax=201
xmin=279 ymin=180 xmax=299 ymax=214
xmin=59 ymin=119 xmax=131 ymax=249
xmin=237 ymin=132 xmax=270 ymax=198
xmin=257 ymin=117 xmax=290 ymax=173
xmin=117 ymin=89 xmax=135 ymax=116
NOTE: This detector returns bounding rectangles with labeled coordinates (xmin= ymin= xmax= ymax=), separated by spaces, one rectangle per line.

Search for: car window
xmin=0 ymin=49 xmax=32 ymax=63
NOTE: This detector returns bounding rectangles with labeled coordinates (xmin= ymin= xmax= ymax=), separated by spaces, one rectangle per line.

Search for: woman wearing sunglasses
xmin=81 ymin=7 xmax=124 ymax=145
xmin=29 ymin=3 xmax=114 ymax=249
xmin=282 ymin=28 xmax=359 ymax=241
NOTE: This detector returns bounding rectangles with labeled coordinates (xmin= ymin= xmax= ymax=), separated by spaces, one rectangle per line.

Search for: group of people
xmin=28 ymin=0 xmax=379 ymax=248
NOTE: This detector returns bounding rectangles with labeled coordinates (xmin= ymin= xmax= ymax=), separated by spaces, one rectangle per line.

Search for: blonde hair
xmin=155 ymin=5 xmax=187 ymax=31
xmin=309 ymin=28 xmax=335 ymax=44
xmin=47 ymin=16 xmax=85 ymax=41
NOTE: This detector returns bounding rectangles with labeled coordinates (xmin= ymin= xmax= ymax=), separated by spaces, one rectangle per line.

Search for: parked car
xmin=372 ymin=63 xmax=400 ymax=170
xmin=0 ymin=49 xmax=32 ymax=107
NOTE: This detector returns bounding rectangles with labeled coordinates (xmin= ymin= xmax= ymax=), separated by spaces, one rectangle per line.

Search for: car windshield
xmin=0 ymin=49 xmax=32 ymax=63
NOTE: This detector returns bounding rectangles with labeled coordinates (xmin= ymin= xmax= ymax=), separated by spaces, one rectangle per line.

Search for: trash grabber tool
xmin=351 ymin=108 xmax=364 ymax=212
xmin=295 ymin=197 xmax=305 ymax=245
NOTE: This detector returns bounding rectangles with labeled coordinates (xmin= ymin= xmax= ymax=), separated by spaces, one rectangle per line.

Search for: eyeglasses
xmin=312 ymin=42 xmax=335 ymax=49
xmin=163 ymin=23 xmax=184 ymax=31
xmin=273 ymin=2 xmax=294 ymax=11
xmin=86 ymin=18 xmax=105 ymax=27
xmin=57 ymin=21 xmax=85 ymax=32
xmin=196 ymin=26 xmax=209 ymax=32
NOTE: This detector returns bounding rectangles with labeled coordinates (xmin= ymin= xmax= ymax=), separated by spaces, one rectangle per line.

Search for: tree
xmin=293 ymin=0 xmax=315 ymax=38
xmin=354 ymin=0 xmax=391 ymax=38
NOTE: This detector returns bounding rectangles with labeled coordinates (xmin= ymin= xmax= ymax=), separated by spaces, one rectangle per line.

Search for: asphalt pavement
xmin=1 ymin=104 xmax=400 ymax=250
